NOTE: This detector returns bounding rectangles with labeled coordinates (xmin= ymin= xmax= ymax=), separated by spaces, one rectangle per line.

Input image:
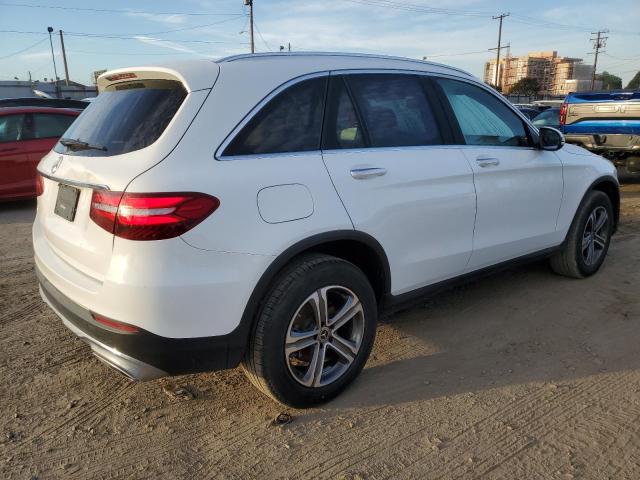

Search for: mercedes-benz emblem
xmin=51 ymin=157 xmax=63 ymax=174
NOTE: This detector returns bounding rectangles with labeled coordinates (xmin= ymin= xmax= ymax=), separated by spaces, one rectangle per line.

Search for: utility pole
xmin=47 ymin=26 xmax=60 ymax=98
xmin=59 ymin=30 xmax=70 ymax=86
xmin=244 ymin=0 xmax=254 ymax=53
xmin=504 ymin=43 xmax=511 ymax=92
xmin=589 ymin=30 xmax=608 ymax=91
xmin=491 ymin=13 xmax=509 ymax=89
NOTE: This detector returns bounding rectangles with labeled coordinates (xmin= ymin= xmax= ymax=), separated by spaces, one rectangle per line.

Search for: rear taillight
xmin=35 ymin=173 xmax=45 ymax=196
xmin=559 ymin=102 xmax=568 ymax=126
xmin=90 ymin=191 xmax=219 ymax=241
xmin=91 ymin=312 xmax=139 ymax=333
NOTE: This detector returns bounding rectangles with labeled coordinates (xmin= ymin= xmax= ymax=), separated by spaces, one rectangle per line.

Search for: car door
xmin=28 ymin=112 xmax=76 ymax=160
xmin=321 ymin=73 xmax=476 ymax=295
xmin=433 ymin=77 xmax=563 ymax=270
xmin=19 ymin=112 xmax=76 ymax=197
xmin=0 ymin=113 xmax=31 ymax=199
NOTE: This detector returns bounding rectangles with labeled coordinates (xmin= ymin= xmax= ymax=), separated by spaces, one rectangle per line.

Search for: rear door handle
xmin=475 ymin=156 xmax=500 ymax=167
xmin=350 ymin=167 xmax=387 ymax=179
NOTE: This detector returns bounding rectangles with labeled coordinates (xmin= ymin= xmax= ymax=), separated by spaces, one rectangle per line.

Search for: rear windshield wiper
xmin=60 ymin=137 xmax=107 ymax=152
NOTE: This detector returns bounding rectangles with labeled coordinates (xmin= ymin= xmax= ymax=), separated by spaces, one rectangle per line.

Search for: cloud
xmin=133 ymin=36 xmax=199 ymax=54
xmin=20 ymin=49 xmax=60 ymax=61
xmin=126 ymin=12 xmax=188 ymax=25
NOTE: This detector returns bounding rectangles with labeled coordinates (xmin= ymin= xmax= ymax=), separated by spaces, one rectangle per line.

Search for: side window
xmin=33 ymin=113 xmax=76 ymax=139
xmin=224 ymin=77 xmax=327 ymax=156
xmin=345 ymin=74 xmax=442 ymax=148
xmin=0 ymin=114 xmax=26 ymax=143
xmin=322 ymin=76 xmax=365 ymax=150
xmin=436 ymin=78 xmax=530 ymax=147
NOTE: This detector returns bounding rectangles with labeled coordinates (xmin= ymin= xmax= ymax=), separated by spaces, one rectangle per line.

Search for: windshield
xmin=54 ymin=79 xmax=187 ymax=157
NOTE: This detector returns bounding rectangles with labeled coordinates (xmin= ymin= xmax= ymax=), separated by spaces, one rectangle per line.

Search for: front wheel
xmin=550 ymin=190 xmax=613 ymax=278
xmin=242 ymin=254 xmax=377 ymax=407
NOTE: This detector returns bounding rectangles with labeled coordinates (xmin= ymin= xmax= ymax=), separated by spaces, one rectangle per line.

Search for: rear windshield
xmin=54 ymin=79 xmax=187 ymax=157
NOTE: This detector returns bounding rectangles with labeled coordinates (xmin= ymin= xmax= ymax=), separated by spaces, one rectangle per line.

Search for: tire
xmin=242 ymin=254 xmax=377 ymax=407
xmin=550 ymin=190 xmax=614 ymax=279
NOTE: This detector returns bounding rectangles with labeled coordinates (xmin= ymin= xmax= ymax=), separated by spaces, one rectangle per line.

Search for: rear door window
xmin=435 ymin=78 xmax=531 ymax=147
xmin=32 ymin=113 xmax=76 ymax=139
xmin=345 ymin=74 xmax=442 ymax=148
xmin=0 ymin=114 xmax=26 ymax=142
xmin=54 ymin=79 xmax=187 ymax=157
xmin=223 ymin=77 xmax=327 ymax=156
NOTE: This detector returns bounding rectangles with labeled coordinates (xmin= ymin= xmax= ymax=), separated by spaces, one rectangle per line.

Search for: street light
xmin=47 ymin=26 xmax=59 ymax=97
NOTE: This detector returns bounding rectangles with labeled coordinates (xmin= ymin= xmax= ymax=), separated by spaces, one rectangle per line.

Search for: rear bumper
xmin=564 ymin=133 xmax=640 ymax=154
xmin=37 ymin=266 xmax=247 ymax=380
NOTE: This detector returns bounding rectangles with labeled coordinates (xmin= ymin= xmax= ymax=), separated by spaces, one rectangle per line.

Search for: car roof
xmin=0 ymin=106 xmax=81 ymax=115
xmin=99 ymin=52 xmax=477 ymax=93
xmin=216 ymin=52 xmax=475 ymax=78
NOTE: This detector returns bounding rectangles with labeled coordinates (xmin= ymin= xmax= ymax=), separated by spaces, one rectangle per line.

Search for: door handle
xmin=350 ymin=167 xmax=387 ymax=179
xmin=0 ymin=147 xmax=18 ymax=153
xmin=475 ymin=156 xmax=500 ymax=167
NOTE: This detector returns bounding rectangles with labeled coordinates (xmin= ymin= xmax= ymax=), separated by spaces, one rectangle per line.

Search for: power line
xmin=253 ymin=20 xmax=272 ymax=51
xmin=423 ymin=49 xmax=489 ymax=58
xmin=343 ymin=0 xmax=492 ymax=17
xmin=342 ymin=0 xmax=640 ymax=36
xmin=0 ymin=2 xmax=242 ymax=16
xmin=0 ymin=29 xmax=243 ymax=45
xmin=0 ymin=37 xmax=46 ymax=60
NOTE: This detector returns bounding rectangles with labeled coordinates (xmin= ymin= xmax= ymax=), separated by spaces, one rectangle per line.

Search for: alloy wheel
xmin=285 ymin=286 xmax=365 ymax=388
xmin=582 ymin=206 xmax=609 ymax=266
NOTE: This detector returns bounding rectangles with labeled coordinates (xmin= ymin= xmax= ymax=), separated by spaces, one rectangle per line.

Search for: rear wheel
xmin=242 ymin=254 xmax=377 ymax=407
xmin=550 ymin=190 xmax=613 ymax=278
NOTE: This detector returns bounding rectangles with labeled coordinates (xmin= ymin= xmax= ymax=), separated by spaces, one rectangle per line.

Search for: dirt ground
xmin=1 ymin=180 xmax=639 ymax=480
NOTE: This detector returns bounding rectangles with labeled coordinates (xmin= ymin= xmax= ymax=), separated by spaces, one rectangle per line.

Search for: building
xmin=484 ymin=51 xmax=597 ymax=96
xmin=0 ymin=79 xmax=97 ymax=100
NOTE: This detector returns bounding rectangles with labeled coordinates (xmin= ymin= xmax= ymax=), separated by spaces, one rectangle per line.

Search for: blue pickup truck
xmin=561 ymin=90 xmax=640 ymax=173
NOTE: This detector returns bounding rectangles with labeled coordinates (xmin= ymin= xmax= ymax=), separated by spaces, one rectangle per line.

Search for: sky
xmin=0 ymin=0 xmax=639 ymax=87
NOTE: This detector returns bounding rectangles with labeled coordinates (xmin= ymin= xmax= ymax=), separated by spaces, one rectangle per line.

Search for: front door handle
xmin=350 ymin=167 xmax=387 ymax=179
xmin=475 ymin=156 xmax=500 ymax=167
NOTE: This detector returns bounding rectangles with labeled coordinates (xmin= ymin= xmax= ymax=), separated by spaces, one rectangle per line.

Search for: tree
xmin=485 ymin=83 xmax=502 ymax=93
xmin=626 ymin=71 xmax=640 ymax=90
xmin=509 ymin=77 xmax=541 ymax=96
xmin=597 ymin=71 xmax=622 ymax=90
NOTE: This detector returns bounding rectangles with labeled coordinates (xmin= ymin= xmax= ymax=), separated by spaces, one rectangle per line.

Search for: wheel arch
xmin=589 ymin=175 xmax=620 ymax=233
xmin=228 ymin=231 xmax=391 ymax=366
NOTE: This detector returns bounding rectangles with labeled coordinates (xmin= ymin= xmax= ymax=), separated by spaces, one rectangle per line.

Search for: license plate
xmin=54 ymin=184 xmax=80 ymax=222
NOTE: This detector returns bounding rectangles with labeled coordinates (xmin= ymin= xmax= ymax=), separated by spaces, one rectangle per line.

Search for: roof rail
xmin=216 ymin=51 xmax=474 ymax=78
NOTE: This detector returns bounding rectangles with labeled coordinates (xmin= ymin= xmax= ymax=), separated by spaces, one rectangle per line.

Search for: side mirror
xmin=538 ymin=127 xmax=565 ymax=151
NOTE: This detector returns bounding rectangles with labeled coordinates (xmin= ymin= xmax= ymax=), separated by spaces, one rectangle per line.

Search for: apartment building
xmin=484 ymin=50 xmax=596 ymax=95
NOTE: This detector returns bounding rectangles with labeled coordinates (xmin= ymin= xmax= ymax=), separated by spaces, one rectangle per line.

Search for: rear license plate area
xmin=54 ymin=184 xmax=80 ymax=222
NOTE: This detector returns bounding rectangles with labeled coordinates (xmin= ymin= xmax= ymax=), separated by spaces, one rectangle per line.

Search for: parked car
xmin=0 ymin=97 xmax=90 ymax=110
xmin=516 ymin=106 xmax=541 ymax=120
xmin=532 ymin=107 xmax=561 ymax=129
xmin=561 ymin=90 xmax=640 ymax=173
xmin=34 ymin=53 xmax=619 ymax=407
xmin=0 ymin=106 xmax=79 ymax=201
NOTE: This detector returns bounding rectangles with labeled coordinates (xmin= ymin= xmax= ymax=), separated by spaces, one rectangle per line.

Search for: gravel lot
xmin=1 ymin=181 xmax=639 ymax=480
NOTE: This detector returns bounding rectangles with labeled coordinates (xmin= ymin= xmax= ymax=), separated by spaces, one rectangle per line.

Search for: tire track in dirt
xmin=395 ymin=373 xmax=632 ymax=480
xmin=291 ymin=375 xmax=568 ymax=478
xmin=303 ymin=372 xmax=627 ymax=480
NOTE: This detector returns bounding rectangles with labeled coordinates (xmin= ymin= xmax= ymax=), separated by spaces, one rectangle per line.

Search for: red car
xmin=0 ymin=106 xmax=79 ymax=201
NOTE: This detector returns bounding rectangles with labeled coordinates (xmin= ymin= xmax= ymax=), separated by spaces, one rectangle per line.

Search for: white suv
xmin=34 ymin=53 xmax=619 ymax=407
